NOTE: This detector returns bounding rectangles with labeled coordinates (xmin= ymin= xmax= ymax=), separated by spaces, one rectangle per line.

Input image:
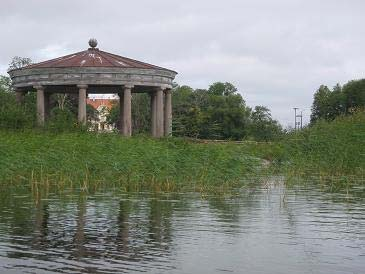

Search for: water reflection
xmin=73 ymin=195 xmax=86 ymax=258
xmin=116 ymin=199 xmax=130 ymax=254
xmin=0 ymin=182 xmax=364 ymax=273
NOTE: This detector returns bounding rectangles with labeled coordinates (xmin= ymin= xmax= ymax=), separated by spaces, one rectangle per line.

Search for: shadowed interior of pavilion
xmin=8 ymin=39 xmax=177 ymax=137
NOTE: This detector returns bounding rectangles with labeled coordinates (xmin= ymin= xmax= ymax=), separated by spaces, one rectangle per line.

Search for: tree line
xmin=107 ymin=82 xmax=282 ymax=141
xmin=311 ymin=79 xmax=365 ymax=123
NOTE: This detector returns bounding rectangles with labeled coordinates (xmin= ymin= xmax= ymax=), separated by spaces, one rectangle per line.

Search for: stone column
xmin=77 ymin=85 xmax=88 ymax=125
xmin=34 ymin=86 xmax=45 ymax=126
xmin=164 ymin=89 xmax=172 ymax=137
xmin=150 ymin=91 xmax=157 ymax=136
xmin=122 ymin=85 xmax=133 ymax=136
xmin=44 ymin=92 xmax=51 ymax=121
xmin=15 ymin=90 xmax=26 ymax=104
xmin=118 ymin=91 xmax=124 ymax=134
xmin=155 ymin=87 xmax=164 ymax=137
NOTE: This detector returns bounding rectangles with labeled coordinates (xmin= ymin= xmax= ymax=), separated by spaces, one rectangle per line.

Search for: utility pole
xmin=295 ymin=110 xmax=303 ymax=130
xmin=293 ymin=107 xmax=298 ymax=130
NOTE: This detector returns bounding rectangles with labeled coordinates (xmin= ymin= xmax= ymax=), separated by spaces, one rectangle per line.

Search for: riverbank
xmin=179 ymin=111 xmax=365 ymax=189
xmin=0 ymin=111 xmax=363 ymax=192
xmin=280 ymin=111 xmax=365 ymax=188
xmin=0 ymin=130 xmax=264 ymax=192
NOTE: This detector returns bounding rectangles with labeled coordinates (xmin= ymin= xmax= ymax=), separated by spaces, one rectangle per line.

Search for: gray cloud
xmin=1 ymin=0 xmax=365 ymax=126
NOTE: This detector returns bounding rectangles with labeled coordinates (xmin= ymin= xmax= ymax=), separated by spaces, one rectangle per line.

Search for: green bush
xmin=45 ymin=108 xmax=81 ymax=133
xmin=0 ymin=90 xmax=36 ymax=129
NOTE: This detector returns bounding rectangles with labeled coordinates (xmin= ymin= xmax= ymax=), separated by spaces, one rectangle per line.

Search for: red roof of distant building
xmin=87 ymin=98 xmax=117 ymax=110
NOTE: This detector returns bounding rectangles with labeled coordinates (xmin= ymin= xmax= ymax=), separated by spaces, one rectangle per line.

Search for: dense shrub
xmin=0 ymin=90 xmax=36 ymax=129
xmin=45 ymin=108 xmax=81 ymax=132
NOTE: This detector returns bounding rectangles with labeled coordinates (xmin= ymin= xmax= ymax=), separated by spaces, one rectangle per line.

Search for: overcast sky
xmin=1 ymin=0 xmax=364 ymax=126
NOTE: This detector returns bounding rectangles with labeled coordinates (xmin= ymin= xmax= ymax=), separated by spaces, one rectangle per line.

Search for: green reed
xmin=0 ymin=130 xmax=262 ymax=192
xmin=279 ymin=111 xmax=365 ymax=188
xmin=0 ymin=111 xmax=363 ymax=193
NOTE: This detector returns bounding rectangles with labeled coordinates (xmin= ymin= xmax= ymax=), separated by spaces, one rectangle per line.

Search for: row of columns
xmin=119 ymin=85 xmax=172 ymax=137
xmin=18 ymin=85 xmax=172 ymax=138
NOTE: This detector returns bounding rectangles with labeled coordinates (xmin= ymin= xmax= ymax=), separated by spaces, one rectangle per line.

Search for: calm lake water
xmin=0 ymin=180 xmax=364 ymax=274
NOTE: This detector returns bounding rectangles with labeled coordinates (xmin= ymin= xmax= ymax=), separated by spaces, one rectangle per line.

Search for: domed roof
xmin=8 ymin=39 xmax=177 ymax=89
xmin=24 ymin=39 xmax=175 ymax=72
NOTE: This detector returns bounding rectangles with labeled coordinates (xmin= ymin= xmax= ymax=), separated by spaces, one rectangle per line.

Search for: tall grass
xmin=0 ymin=105 xmax=363 ymax=192
xmin=0 ymin=130 xmax=262 ymax=192
xmin=280 ymin=111 xmax=365 ymax=186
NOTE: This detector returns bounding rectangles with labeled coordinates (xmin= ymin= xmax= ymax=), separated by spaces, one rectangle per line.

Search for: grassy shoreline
xmin=0 ymin=130 xmax=264 ymax=192
xmin=280 ymin=111 xmax=365 ymax=185
xmin=0 ymin=112 xmax=364 ymax=192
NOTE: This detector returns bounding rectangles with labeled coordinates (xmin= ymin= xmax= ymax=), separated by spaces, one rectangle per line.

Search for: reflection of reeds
xmin=17 ymin=168 xmax=262 ymax=194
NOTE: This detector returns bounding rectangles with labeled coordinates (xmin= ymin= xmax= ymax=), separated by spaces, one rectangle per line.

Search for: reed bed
xmin=0 ymin=111 xmax=363 ymax=193
xmin=0 ymin=130 xmax=262 ymax=192
xmin=279 ymin=111 xmax=365 ymax=188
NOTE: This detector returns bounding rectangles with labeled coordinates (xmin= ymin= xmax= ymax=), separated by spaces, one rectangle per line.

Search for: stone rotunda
xmin=8 ymin=39 xmax=177 ymax=137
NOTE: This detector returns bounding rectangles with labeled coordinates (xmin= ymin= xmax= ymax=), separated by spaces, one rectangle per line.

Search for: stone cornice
xmin=8 ymin=67 xmax=177 ymax=89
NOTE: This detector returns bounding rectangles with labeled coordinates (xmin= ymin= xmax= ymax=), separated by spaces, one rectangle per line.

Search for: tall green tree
xmin=310 ymin=79 xmax=365 ymax=124
xmin=342 ymin=79 xmax=365 ymax=112
xmin=249 ymin=106 xmax=282 ymax=141
xmin=171 ymin=83 xmax=252 ymax=139
xmin=105 ymin=81 xmax=282 ymax=141
xmin=328 ymin=83 xmax=346 ymax=120
xmin=208 ymin=82 xmax=238 ymax=96
xmin=310 ymin=85 xmax=332 ymax=123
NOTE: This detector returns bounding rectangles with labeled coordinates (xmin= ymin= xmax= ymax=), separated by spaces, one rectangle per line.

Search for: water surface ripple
xmin=0 ymin=183 xmax=364 ymax=273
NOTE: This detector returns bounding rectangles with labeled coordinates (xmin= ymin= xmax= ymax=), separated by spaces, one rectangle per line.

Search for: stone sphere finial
xmin=88 ymin=38 xmax=98 ymax=48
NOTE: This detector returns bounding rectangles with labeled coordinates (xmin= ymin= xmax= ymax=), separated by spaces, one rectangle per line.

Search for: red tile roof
xmin=87 ymin=98 xmax=117 ymax=110
xmin=25 ymin=48 xmax=172 ymax=71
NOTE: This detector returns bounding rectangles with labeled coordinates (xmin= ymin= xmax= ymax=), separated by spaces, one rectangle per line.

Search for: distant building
xmin=87 ymin=98 xmax=117 ymax=131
